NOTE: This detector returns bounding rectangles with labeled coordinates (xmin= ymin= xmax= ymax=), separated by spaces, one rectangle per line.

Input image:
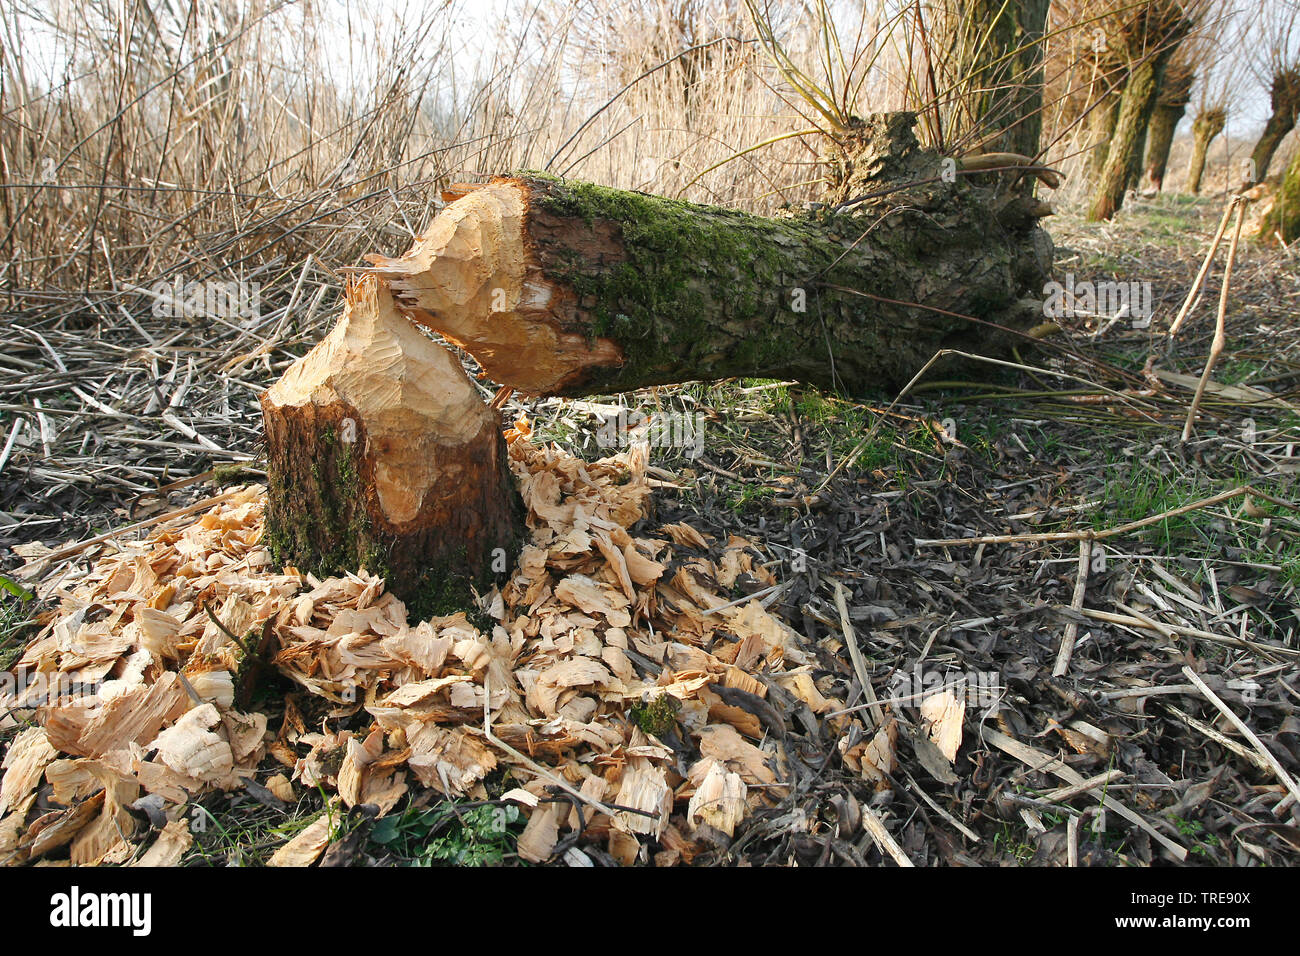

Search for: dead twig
xmin=1181 ymin=195 xmax=1249 ymax=443
xmin=1181 ymin=665 xmax=1300 ymax=808
xmin=1052 ymin=539 xmax=1092 ymax=677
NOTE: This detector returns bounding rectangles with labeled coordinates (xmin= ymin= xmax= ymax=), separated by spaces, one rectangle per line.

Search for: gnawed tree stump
xmin=261 ymin=274 xmax=520 ymax=618
xmin=365 ymin=112 xmax=1054 ymax=397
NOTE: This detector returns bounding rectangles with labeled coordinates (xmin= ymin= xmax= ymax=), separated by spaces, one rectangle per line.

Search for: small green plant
xmin=0 ymin=583 xmax=36 ymax=672
xmin=629 ymin=693 xmax=681 ymax=737
xmin=991 ymin=821 xmax=1036 ymax=865
xmin=370 ymin=801 xmax=524 ymax=866
xmin=1170 ymin=814 xmax=1222 ymax=858
xmin=726 ymin=482 xmax=775 ymax=514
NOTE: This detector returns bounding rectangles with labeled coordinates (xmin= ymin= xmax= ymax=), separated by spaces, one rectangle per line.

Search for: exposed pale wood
xmin=919 ymin=689 xmax=963 ymax=762
xmin=687 ymin=760 xmax=747 ymax=839
xmin=133 ymin=820 xmax=193 ymax=867
xmin=860 ymin=803 xmax=914 ymax=867
xmin=261 ymin=273 xmax=520 ymax=611
xmin=267 ymin=808 xmax=335 ymax=867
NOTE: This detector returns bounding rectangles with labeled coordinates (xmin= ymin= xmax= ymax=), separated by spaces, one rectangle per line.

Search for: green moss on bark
xmin=518 ymin=167 xmax=1041 ymax=397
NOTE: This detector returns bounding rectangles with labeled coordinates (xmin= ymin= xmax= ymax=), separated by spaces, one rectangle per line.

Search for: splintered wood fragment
xmin=14 ymin=490 xmax=242 ymax=579
xmin=981 ymin=727 xmax=1187 ymax=861
xmin=267 ymin=809 xmax=336 ymax=867
xmin=694 ymin=724 xmax=779 ymax=788
xmin=47 ymin=672 xmax=189 ymax=758
xmin=612 ymin=760 xmax=672 ymax=838
xmin=27 ymin=792 xmax=105 ymax=860
xmin=149 ymin=704 xmax=235 ymax=784
xmin=860 ymin=804 xmax=914 ymax=867
xmin=1053 ymin=539 xmax=1092 ymax=677
xmin=133 ymin=820 xmax=193 ymax=867
xmin=846 ymin=718 xmax=898 ymax=785
xmin=686 ymin=761 xmax=747 ymax=839
xmin=919 ymin=689 xmax=963 ymax=762
xmin=516 ymin=801 xmax=563 ymax=864
xmin=0 ymin=727 xmax=58 ymax=814
xmin=406 ymin=725 xmax=497 ymax=796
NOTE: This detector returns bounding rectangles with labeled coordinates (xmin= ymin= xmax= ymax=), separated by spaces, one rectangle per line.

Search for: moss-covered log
xmin=365 ymin=114 xmax=1053 ymax=398
xmin=261 ymin=274 xmax=521 ymax=617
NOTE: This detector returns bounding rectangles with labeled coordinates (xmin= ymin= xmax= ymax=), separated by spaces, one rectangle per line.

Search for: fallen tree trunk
xmin=261 ymin=274 xmax=521 ymax=617
xmin=366 ymin=115 xmax=1054 ymax=398
xmin=262 ymin=111 xmax=1054 ymax=611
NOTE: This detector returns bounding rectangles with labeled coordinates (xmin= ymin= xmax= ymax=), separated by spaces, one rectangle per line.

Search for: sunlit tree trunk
xmin=1248 ymin=69 xmax=1300 ymax=183
xmin=943 ymin=0 xmax=1052 ymax=180
xmin=1186 ymin=107 xmax=1225 ymax=194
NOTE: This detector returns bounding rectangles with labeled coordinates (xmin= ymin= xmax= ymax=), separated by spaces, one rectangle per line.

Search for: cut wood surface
xmin=260 ymin=273 xmax=521 ymax=614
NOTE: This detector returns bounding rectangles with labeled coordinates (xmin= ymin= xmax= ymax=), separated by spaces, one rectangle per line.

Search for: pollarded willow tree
xmin=1246 ymin=4 xmax=1300 ymax=183
xmin=1186 ymin=104 xmax=1226 ymax=194
xmin=1087 ymin=0 xmax=1201 ymax=221
xmin=1142 ymin=49 xmax=1196 ymax=191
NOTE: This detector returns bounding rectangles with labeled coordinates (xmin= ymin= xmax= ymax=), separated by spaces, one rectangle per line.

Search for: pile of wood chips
xmin=0 ymin=421 xmax=870 ymax=867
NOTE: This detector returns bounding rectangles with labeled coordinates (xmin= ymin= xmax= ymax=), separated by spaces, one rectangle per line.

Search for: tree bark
xmin=942 ymin=0 xmax=1051 ymax=176
xmin=1088 ymin=51 xmax=1175 ymax=220
xmin=1186 ymin=107 xmax=1225 ymax=195
xmin=1084 ymin=93 xmax=1121 ymax=186
xmin=1258 ymin=147 xmax=1300 ymax=243
xmin=1143 ymin=102 xmax=1183 ymax=190
xmin=365 ymin=118 xmax=1054 ymax=399
xmin=1128 ymin=119 xmax=1151 ymax=193
xmin=1248 ymin=69 xmax=1300 ymax=183
xmin=261 ymin=274 xmax=521 ymax=617
xmin=1142 ymin=59 xmax=1194 ymax=192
